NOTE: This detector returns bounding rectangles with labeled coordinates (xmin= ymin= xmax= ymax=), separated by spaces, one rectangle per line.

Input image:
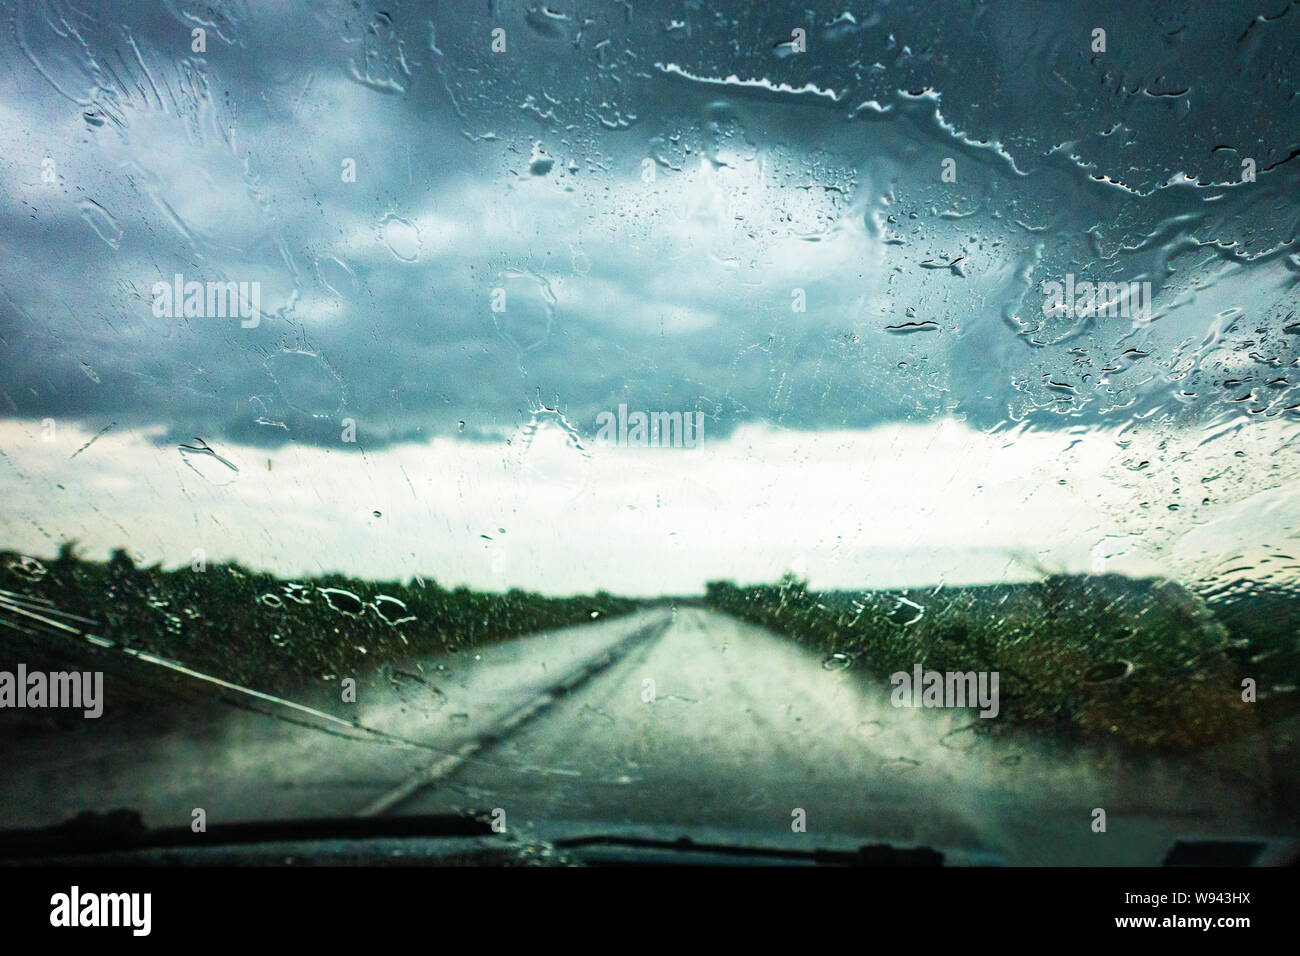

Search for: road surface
xmin=0 ymin=607 xmax=1282 ymax=864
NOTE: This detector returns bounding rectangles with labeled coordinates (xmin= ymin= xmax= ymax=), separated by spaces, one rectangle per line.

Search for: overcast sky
xmin=1 ymin=1 xmax=1298 ymax=594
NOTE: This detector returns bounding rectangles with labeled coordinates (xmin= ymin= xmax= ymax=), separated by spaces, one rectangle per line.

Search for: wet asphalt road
xmin=0 ymin=607 xmax=1281 ymax=864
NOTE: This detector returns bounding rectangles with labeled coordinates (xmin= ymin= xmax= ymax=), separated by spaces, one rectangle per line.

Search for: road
xmin=0 ymin=607 xmax=1282 ymax=864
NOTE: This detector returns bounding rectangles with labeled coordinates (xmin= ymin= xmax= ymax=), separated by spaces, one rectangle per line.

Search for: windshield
xmin=0 ymin=0 xmax=1297 ymax=868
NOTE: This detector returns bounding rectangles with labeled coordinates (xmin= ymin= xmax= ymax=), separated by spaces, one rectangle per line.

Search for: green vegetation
xmin=4 ymin=544 xmax=1294 ymax=756
xmin=0 ymin=544 xmax=640 ymax=697
xmin=702 ymin=572 xmax=1296 ymax=753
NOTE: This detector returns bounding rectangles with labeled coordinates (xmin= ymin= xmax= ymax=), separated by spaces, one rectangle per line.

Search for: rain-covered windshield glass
xmin=0 ymin=0 xmax=1297 ymax=867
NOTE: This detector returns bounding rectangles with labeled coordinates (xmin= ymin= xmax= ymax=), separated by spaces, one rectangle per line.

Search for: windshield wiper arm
xmin=0 ymin=809 xmax=498 ymax=860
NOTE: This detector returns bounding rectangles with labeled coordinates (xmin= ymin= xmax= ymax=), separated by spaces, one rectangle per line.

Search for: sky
xmin=1 ymin=0 xmax=1299 ymax=595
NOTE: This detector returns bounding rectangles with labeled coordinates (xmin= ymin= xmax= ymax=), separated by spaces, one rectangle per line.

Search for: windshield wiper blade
xmin=552 ymin=834 xmax=944 ymax=866
xmin=0 ymin=809 xmax=498 ymax=860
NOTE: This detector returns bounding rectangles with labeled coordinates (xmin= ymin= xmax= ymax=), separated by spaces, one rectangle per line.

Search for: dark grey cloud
xmin=1 ymin=0 xmax=1298 ymax=452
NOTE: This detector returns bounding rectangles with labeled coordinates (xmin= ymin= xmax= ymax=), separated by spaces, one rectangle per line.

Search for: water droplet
xmin=881 ymin=756 xmax=922 ymax=771
xmin=5 ymin=555 xmax=47 ymax=582
xmin=528 ymin=141 xmax=555 ymax=176
xmin=79 ymin=199 xmax=123 ymax=249
xmin=379 ymin=214 xmax=421 ymax=262
xmin=282 ymin=583 xmax=312 ymax=605
xmin=940 ymin=724 xmax=981 ymax=751
xmin=267 ymin=349 xmax=343 ymax=419
xmin=524 ymin=7 xmax=572 ymax=39
xmin=317 ymin=255 xmax=357 ymax=298
xmin=884 ymin=321 xmax=940 ymax=334
xmin=491 ymin=268 xmax=556 ymax=357
xmin=178 ymin=438 xmax=239 ymax=485
xmin=889 ymin=597 xmax=925 ymax=626
xmin=513 ymin=406 xmax=590 ymax=499
xmin=373 ymin=594 xmax=416 ymax=625
xmin=855 ymin=720 xmax=884 ymax=738
xmin=384 ymin=667 xmax=446 ymax=710
xmin=1082 ymin=660 xmax=1134 ymax=683
xmin=821 ymin=652 xmax=853 ymax=671
xmin=318 ymin=587 xmax=364 ymax=616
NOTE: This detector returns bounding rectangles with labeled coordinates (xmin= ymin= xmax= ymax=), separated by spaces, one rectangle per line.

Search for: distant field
xmin=3 ymin=546 xmax=1296 ymax=755
xmin=0 ymin=545 xmax=640 ymax=701
xmin=701 ymin=573 xmax=1299 ymax=753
